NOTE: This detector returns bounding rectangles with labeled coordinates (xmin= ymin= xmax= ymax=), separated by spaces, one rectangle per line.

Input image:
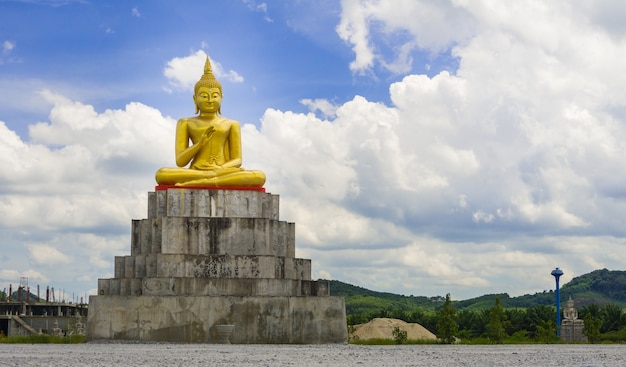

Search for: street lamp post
xmin=551 ymin=267 xmax=564 ymax=337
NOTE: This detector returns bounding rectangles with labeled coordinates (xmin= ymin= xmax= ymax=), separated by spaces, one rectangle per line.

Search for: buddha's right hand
xmin=199 ymin=126 xmax=215 ymax=144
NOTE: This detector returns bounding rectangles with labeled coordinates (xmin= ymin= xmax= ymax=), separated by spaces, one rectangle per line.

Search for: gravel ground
xmin=0 ymin=343 xmax=625 ymax=367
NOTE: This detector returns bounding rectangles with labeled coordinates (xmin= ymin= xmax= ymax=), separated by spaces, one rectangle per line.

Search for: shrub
xmin=0 ymin=334 xmax=86 ymax=344
xmin=392 ymin=326 xmax=408 ymax=344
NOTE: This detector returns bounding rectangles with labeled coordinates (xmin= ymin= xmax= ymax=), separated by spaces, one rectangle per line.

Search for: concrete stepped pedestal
xmin=87 ymin=188 xmax=347 ymax=343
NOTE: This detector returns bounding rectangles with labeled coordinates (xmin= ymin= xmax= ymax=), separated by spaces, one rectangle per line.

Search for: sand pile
xmin=350 ymin=318 xmax=437 ymax=341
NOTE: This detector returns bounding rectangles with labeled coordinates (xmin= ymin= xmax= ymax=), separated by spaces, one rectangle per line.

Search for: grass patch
xmin=0 ymin=334 xmax=87 ymax=344
xmin=350 ymin=338 xmax=439 ymax=345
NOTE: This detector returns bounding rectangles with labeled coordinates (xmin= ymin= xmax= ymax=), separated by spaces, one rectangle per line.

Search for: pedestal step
xmin=87 ymin=294 xmax=347 ymax=343
xmin=97 ymin=277 xmax=328 ymax=297
xmin=114 ymin=254 xmax=311 ymax=280
xmin=131 ymin=217 xmax=295 ymax=257
xmin=149 ymin=189 xmax=279 ymax=220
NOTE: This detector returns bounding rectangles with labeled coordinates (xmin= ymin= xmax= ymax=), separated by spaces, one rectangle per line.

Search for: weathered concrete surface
xmin=113 ymin=254 xmax=310 ymax=280
xmin=98 ymin=278 xmax=329 ymax=297
xmin=131 ymin=217 xmax=296 ymax=257
xmin=89 ymin=188 xmax=347 ymax=344
xmin=148 ymin=189 xmax=279 ymax=220
xmin=87 ymin=295 xmax=347 ymax=343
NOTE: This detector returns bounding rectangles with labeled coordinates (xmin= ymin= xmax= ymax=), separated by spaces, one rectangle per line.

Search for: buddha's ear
xmin=218 ymin=91 xmax=222 ymax=115
xmin=193 ymin=94 xmax=199 ymax=114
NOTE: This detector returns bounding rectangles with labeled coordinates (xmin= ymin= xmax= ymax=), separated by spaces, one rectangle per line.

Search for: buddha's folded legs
xmin=177 ymin=170 xmax=266 ymax=187
xmin=155 ymin=167 xmax=265 ymax=187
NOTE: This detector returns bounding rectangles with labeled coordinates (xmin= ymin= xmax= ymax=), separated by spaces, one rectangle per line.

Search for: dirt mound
xmin=350 ymin=318 xmax=437 ymax=341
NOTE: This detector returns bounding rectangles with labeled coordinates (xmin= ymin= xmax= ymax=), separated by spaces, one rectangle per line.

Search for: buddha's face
xmin=194 ymin=87 xmax=222 ymax=114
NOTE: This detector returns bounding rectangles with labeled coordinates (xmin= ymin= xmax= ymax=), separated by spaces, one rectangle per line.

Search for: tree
xmin=457 ymin=309 xmax=480 ymax=338
xmin=485 ymin=296 xmax=508 ymax=343
xmin=505 ymin=308 xmax=526 ymax=335
xmin=524 ymin=305 xmax=556 ymax=338
xmin=535 ymin=319 xmax=559 ymax=343
xmin=391 ymin=308 xmax=409 ymax=322
xmin=601 ymin=303 xmax=623 ymax=333
xmin=436 ymin=293 xmax=458 ymax=344
xmin=583 ymin=313 xmax=602 ymax=343
xmin=580 ymin=303 xmax=602 ymax=320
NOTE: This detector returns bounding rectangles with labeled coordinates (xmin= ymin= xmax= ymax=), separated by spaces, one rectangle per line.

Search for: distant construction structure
xmin=0 ymin=278 xmax=87 ymax=337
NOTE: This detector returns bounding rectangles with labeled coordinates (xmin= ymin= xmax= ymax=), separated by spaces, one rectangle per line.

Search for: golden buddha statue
xmin=155 ymin=56 xmax=266 ymax=188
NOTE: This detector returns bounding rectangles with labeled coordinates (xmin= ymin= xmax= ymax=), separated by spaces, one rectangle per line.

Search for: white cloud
xmin=28 ymin=244 xmax=71 ymax=265
xmin=3 ymin=40 xmax=15 ymax=53
xmin=2 ymin=1 xmax=626 ymax=300
xmin=249 ymin=0 xmax=626 ymax=296
xmin=0 ymin=269 xmax=48 ymax=284
xmin=336 ymin=0 xmax=375 ymax=74
xmin=0 ymin=91 xmax=174 ymax=293
xmin=131 ymin=7 xmax=141 ymax=17
xmin=337 ymin=0 xmax=475 ymax=74
xmin=300 ymin=98 xmax=339 ymax=118
xmin=243 ymin=0 xmax=273 ymax=22
xmin=473 ymin=210 xmax=494 ymax=223
xmin=1 ymin=40 xmax=17 ymax=65
xmin=164 ymin=50 xmax=244 ymax=91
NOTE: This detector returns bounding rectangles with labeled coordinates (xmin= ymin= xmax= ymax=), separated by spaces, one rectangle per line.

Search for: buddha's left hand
xmin=194 ymin=162 xmax=222 ymax=171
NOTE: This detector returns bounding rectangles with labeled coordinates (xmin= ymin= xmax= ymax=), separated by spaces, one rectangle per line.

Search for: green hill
xmin=328 ymin=279 xmax=445 ymax=315
xmin=328 ymin=268 xmax=626 ymax=317
xmin=558 ymin=268 xmax=626 ymax=307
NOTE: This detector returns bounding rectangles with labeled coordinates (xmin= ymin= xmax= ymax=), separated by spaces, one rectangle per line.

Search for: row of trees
xmin=349 ymin=294 xmax=626 ymax=343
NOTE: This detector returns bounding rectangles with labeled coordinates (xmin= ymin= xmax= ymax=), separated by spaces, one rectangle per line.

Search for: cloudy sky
xmin=1 ymin=0 xmax=625 ymax=302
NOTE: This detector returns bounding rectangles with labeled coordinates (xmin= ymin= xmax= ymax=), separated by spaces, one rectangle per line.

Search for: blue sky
xmin=1 ymin=0 xmax=456 ymax=135
xmin=1 ymin=0 xmax=626 ymax=302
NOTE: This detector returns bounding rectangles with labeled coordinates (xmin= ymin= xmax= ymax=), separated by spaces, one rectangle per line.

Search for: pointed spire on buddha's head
xmin=194 ymin=55 xmax=222 ymax=96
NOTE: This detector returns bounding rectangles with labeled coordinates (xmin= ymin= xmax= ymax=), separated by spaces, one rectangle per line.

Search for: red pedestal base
xmin=155 ymin=185 xmax=265 ymax=192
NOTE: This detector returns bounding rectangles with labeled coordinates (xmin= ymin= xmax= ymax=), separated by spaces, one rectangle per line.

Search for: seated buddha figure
xmin=155 ymin=56 xmax=266 ymax=188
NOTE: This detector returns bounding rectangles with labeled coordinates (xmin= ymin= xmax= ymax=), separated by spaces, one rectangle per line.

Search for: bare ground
xmin=1 ymin=343 xmax=625 ymax=367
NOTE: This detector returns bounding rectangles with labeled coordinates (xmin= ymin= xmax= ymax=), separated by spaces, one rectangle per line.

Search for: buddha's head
xmin=194 ymin=56 xmax=223 ymax=114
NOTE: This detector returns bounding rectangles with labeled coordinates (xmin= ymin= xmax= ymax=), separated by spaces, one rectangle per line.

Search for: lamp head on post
xmin=551 ymin=267 xmax=564 ymax=280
